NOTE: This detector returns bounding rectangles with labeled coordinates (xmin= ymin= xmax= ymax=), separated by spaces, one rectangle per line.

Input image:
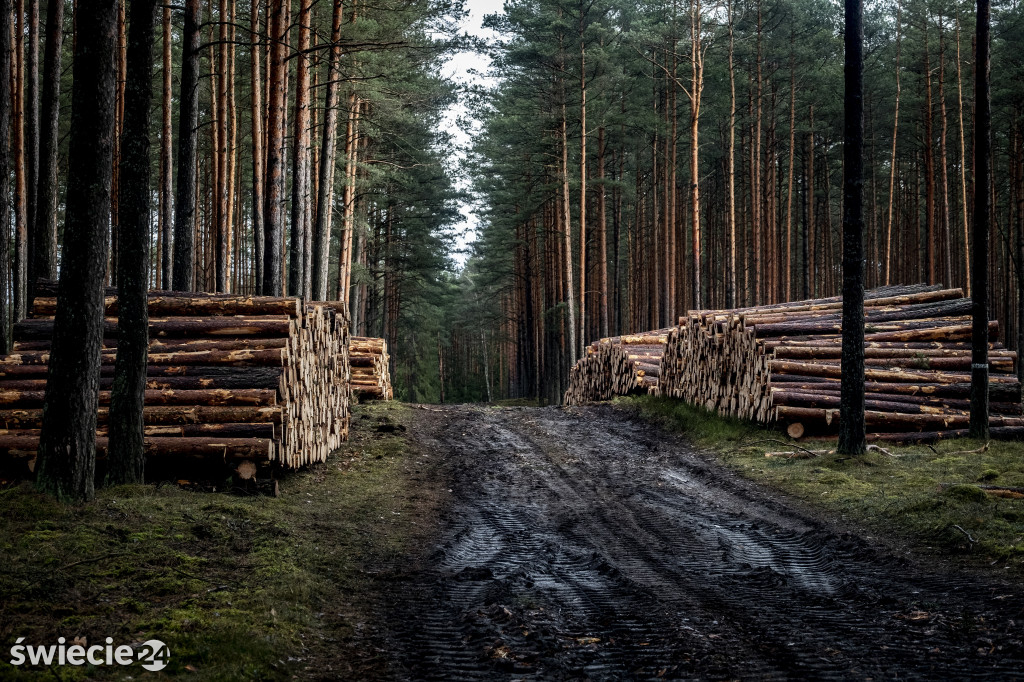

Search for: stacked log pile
xmin=564 ymin=330 xmax=670 ymax=406
xmin=0 ymin=290 xmax=351 ymax=475
xmin=658 ymin=284 xmax=1024 ymax=443
xmin=349 ymin=336 xmax=393 ymax=400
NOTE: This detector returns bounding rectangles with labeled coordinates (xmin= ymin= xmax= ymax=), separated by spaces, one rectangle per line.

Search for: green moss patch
xmin=0 ymin=402 xmax=433 ymax=681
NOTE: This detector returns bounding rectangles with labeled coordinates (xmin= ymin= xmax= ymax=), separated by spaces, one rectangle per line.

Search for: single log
xmin=14 ymin=316 xmax=292 ymax=339
xmin=30 ymin=294 xmax=301 ymax=318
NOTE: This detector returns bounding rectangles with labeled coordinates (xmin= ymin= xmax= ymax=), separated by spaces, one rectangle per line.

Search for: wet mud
xmin=382 ymin=404 xmax=1024 ymax=680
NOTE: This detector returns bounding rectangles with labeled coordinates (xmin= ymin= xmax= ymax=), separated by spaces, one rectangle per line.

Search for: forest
xmin=0 ymin=0 xmax=1020 ymax=407
xmin=461 ymin=0 xmax=1024 ymax=405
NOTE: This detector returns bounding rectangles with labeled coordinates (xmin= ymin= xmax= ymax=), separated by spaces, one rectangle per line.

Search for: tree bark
xmin=159 ymin=6 xmax=172 ymax=288
xmin=838 ymin=0 xmax=866 ymax=455
xmin=250 ymin=0 xmax=264 ymax=294
xmin=689 ymin=0 xmax=703 ymax=309
xmin=35 ymin=0 xmax=118 ymax=501
xmin=970 ymin=0 xmax=990 ymax=439
xmin=25 ymin=0 xmax=39 ymax=294
xmin=107 ymin=0 xmax=157 ymax=485
xmin=13 ymin=0 xmax=27 ymax=320
xmin=35 ymin=0 xmax=62 ymax=284
xmin=289 ymin=0 xmax=312 ymax=297
xmin=312 ymin=0 xmax=344 ymax=301
xmin=171 ymin=0 xmax=200 ymax=291
xmin=726 ymin=0 xmax=737 ymax=308
xmin=0 ymin=0 xmax=12 ymax=353
xmin=262 ymin=0 xmax=287 ymax=296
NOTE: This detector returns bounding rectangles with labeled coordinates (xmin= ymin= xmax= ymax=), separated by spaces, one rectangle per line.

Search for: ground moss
xmin=617 ymin=395 xmax=1024 ymax=575
xmin=0 ymin=402 xmax=428 ymax=681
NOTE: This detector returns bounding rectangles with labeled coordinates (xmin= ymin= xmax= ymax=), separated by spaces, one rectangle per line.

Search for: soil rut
xmin=382 ymin=404 xmax=1024 ymax=680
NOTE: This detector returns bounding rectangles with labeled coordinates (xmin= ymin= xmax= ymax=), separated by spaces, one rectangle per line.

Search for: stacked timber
xmin=0 ymin=290 xmax=351 ymax=475
xmin=564 ymin=330 xmax=670 ymax=405
xmin=658 ymin=284 xmax=1024 ymax=443
xmin=349 ymin=336 xmax=393 ymax=400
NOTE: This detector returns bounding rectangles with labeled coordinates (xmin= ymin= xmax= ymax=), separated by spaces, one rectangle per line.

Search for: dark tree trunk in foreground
xmin=0 ymin=0 xmax=12 ymax=353
xmin=107 ymin=0 xmax=158 ymax=485
xmin=172 ymin=0 xmax=200 ymax=291
xmin=35 ymin=0 xmax=64 ymax=282
xmin=838 ymin=0 xmax=866 ymax=455
xmin=35 ymin=0 xmax=119 ymax=502
xmin=970 ymin=0 xmax=991 ymax=439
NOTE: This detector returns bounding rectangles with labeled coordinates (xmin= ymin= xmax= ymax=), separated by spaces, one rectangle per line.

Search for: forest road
xmin=380 ymin=404 xmax=1024 ymax=680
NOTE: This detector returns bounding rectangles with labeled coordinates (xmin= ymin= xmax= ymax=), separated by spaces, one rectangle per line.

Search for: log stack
xmin=564 ymin=330 xmax=670 ymax=405
xmin=0 ymin=290 xmax=351 ymax=476
xmin=658 ymin=284 xmax=1024 ymax=443
xmin=349 ymin=336 xmax=393 ymax=400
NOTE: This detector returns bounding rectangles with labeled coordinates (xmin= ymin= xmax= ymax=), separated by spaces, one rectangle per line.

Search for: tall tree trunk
xmin=726 ymin=0 xmax=737 ymax=308
xmin=969 ymin=0 xmax=990 ymax=439
xmin=312 ymin=0 xmax=344 ymax=301
xmin=250 ymin=0 xmax=264 ymax=293
xmin=262 ymin=0 xmax=286 ymax=296
xmin=213 ymin=0 xmax=229 ymax=291
xmin=938 ymin=22 xmax=952 ymax=286
xmin=172 ymin=0 xmax=200 ymax=291
xmin=289 ymin=0 xmax=311 ymax=297
xmin=689 ymin=0 xmax=703 ymax=309
xmin=561 ymin=76 xmax=577 ymax=368
xmin=884 ymin=0 xmax=901 ymax=286
xmin=159 ymin=6 xmax=172 ymax=287
xmin=0 ymin=0 xmax=11 ymax=353
xmin=785 ymin=24 xmax=796 ymax=301
xmin=577 ymin=18 xmax=586 ymax=350
xmin=597 ymin=126 xmax=608 ymax=338
xmin=13 ymin=0 xmax=27 ymax=320
xmin=955 ymin=13 xmax=970 ymax=294
xmin=838 ymin=0 xmax=866 ymax=456
xmin=108 ymin=0 xmax=157 ymax=485
xmin=35 ymin=0 xmax=118 ymax=501
xmin=338 ymin=95 xmax=361 ymax=304
xmin=25 ymin=0 xmax=38 ymax=293
xmin=923 ymin=19 xmax=937 ymax=284
xmin=35 ymin=0 xmax=63 ymax=282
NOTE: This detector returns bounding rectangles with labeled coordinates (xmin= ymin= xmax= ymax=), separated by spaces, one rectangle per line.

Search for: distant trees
xmin=464 ymin=0 xmax=1024 ymax=405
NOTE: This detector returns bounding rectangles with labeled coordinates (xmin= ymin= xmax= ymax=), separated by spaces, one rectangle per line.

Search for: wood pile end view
xmin=567 ymin=284 xmax=1023 ymax=445
xmin=349 ymin=336 xmax=393 ymax=401
xmin=0 ymin=288 xmax=353 ymax=480
xmin=564 ymin=330 xmax=671 ymax=406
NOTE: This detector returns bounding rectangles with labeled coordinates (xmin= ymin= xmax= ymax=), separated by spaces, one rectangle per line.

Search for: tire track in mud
xmin=383 ymin=404 xmax=1024 ymax=680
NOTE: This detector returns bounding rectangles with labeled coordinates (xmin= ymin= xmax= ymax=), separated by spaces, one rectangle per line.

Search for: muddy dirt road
xmin=380 ymin=404 xmax=1024 ymax=679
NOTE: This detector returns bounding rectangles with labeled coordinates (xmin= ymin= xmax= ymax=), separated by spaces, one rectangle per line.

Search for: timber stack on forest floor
xmin=349 ymin=337 xmax=393 ymax=400
xmin=564 ymin=330 xmax=671 ymax=406
xmin=659 ymin=284 xmax=1024 ymax=443
xmin=0 ymin=288 xmax=351 ymax=478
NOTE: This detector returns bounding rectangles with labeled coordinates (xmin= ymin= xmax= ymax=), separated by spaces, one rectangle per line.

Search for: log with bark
xmin=656 ymin=284 xmax=1021 ymax=442
xmin=349 ymin=336 xmax=393 ymax=401
xmin=0 ymin=291 xmax=352 ymax=475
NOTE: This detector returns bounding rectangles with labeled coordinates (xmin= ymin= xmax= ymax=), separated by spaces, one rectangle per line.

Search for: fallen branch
xmin=928 ymin=442 xmax=990 ymax=456
xmin=952 ymin=524 xmax=977 ymax=544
